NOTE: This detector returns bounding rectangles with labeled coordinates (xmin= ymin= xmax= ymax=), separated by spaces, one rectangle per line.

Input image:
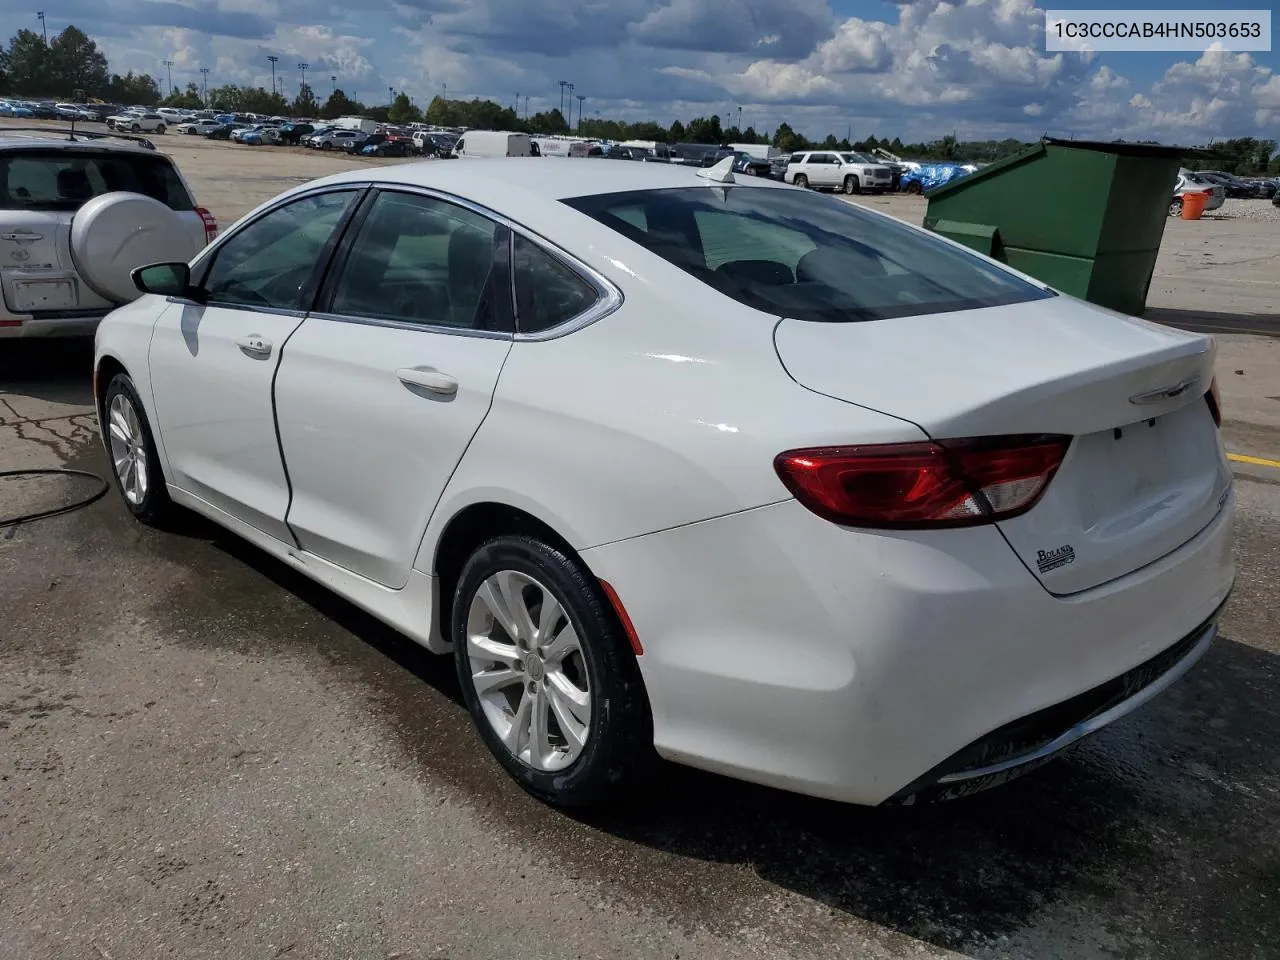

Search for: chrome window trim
xmin=306 ymin=311 xmax=512 ymax=340
xmin=334 ymin=182 xmax=623 ymax=343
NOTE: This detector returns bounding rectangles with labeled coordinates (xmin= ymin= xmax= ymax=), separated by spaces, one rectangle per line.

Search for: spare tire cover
xmin=70 ymin=191 xmax=199 ymax=304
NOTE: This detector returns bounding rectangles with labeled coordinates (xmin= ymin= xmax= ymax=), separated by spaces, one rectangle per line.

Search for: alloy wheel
xmin=106 ymin=393 xmax=148 ymax=506
xmin=466 ymin=570 xmax=592 ymax=772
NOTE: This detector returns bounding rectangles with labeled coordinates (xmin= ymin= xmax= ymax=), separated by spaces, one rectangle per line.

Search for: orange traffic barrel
xmin=1181 ymin=190 xmax=1209 ymax=220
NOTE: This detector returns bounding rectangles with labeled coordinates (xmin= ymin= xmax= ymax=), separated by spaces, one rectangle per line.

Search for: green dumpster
xmin=922 ymin=137 xmax=1191 ymax=316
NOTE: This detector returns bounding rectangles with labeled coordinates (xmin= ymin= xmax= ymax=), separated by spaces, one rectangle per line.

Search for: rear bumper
xmin=0 ymin=313 xmax=103 ymax=338
xmin=581 ymin=494 xmax=1235 ymax=806
xmin=882 ymin=603 xmax=1222 ymax=804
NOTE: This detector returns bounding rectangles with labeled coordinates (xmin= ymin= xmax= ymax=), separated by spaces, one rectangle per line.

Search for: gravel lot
xmin=2 ymin=121 xmax=1280 ymax=960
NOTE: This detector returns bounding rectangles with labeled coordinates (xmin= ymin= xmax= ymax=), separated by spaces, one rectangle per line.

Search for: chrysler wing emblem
xmin=1129 ymin=378 xmax=1198 ymax=405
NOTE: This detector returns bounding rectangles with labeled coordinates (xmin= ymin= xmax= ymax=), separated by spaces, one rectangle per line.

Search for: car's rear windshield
xmin=562 ymin=186 xmax=1053 ymax=322
xmin=0 ymin=149 xmax=194 ymax=212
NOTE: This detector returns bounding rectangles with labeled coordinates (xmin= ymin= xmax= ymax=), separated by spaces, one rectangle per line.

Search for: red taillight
xmin=195 ymin=206 xmax=218 ymax=245
xmin=1206 ymin=376 xmax=1222 ymax=427
xmin=774 ymin=435 xmax=1070 ymax=529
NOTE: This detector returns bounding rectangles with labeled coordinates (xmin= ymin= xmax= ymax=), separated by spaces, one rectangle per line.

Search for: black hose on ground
xmin=0 ymin=469 xmax=110 ymax=528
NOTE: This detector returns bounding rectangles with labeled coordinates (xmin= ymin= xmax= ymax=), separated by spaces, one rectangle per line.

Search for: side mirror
xmin=132 ymin=261 xmax=195 ymax=299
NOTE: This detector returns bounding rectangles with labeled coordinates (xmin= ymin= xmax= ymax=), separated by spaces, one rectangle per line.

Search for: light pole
xmin=442 ymin=81 xmax=446 ymax=101
xmin=523 ymin=95 xmax=530 ymax=119
xmin=36 ymin=11 xmax=47 ymax=44
xmin=575 ymin=94 xmax=585 ymax=131
xmin=266 ymin=55 xmax=278 ymax=97
xmin=199 ymin=66 xmax=210 ymax=105
xmin=330 ymin=75 xmax=337 ymax=96
xmin=297 ymin=62 xmax=309 ymax=99
xmin=558 ymin=80 xmax=568 ymax=118
xmin=388 ymin=85 xmax=394 ymax=105
xmin=161 ymin=59 xmax=174 ymax=95
xmin=567 ymin=83 xmax=575 ymax=128
xmin=736 ymin=105 xmax=742 ymax=131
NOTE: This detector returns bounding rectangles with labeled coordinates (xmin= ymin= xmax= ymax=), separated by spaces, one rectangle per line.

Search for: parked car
xmin=1197 ymin=171 xmax=1259 ymax=199
xmin=97 ymin=161 xmax=1233 ymax=810
xmin=1170 ymin=172 xmax=1226 ymax=217
xmin=0 ymin=133 xmax=216 ymax=338
xmin=359 ymin=134 xmax=415 ymax=157
xmin=412 ymin=131 xmax=458 ymax=157
xmin=729 ymin=150 xmax=772 ymax=177
xmin=0 ymin=100 xmax=35 ymax=118
xmin=204 ymin=123 xmax=240 ymax=141
xmin=277 ymin=123 xmax=316 ymax=145
xmin=231 ymin=124 xmax=275 ymax=143
xmin=240 ymin=127 xmax=281 ymax=146
xmin=786 ymin=150 xmax=893 ymax=194
xmin=308 ymin=129 xmax=367 ymax=151
xmin=107 ymin=111 xmax=167 ymax=134
xmin=177 ymin=119 xmax=223 ymax=136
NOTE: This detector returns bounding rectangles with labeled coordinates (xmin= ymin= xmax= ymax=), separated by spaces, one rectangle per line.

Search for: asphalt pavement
xmin=2 ymin=340 xmax=1279 ymax=960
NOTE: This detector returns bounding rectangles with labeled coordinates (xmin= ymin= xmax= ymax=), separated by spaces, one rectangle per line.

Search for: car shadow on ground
xmin=41 ymin=362 xmax=1277 ymax=959
xmin=177 ymin=499 xmax=1280 ymax=958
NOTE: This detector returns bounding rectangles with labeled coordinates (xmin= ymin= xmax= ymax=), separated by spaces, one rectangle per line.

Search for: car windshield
xmin=563 ymin=186 xmax=1053 ymax=322
xmin=0 ymin=149 xmax=194 ymax=212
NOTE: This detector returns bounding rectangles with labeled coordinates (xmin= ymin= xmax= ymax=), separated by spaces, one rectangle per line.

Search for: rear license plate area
xmin=12 ymin=278 xmax=78 ymax=311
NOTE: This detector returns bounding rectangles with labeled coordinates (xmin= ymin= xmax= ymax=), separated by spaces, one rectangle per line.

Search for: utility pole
xmin=575 ymin=94 xmax=585 ymax=131
xmin=266 ymin=55 xmax=278 ymax=97
xmin=161 ymin=59 xmax=174 ymax=95
xmin=199 ymin=66 xmax=210 ymax=105
xmin=442 ymin=81 xmax=446 ymax=101
xmin=36 ymin=11 xmax=47 ymax=44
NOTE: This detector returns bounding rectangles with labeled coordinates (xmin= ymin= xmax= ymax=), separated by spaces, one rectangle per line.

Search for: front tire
xmin=102 ymin=374 xmax=175 ymax=526
xmin=131 ymin=123 xmax=141 ymax=132
xmin=155 ymin=124 xmax=165 ymax=134
xmin=843 ymin=175 xmax=861 ymax=195
xmin=321 ymin=141 xmax=332 ymax=150
xmin=1168 ymin=197 xmax=1184 ymax=217
xmin=453 ymin=535 xmax=653 ymax=807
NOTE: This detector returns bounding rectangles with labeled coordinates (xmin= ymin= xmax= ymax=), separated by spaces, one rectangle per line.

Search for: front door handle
xmin=396 ymin=366 xmax=458 ymax=397
xmin=236 ymin=334 xmax=272 ymax=359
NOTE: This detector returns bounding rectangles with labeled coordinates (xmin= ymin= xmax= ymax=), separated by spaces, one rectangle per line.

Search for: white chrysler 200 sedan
xmin=93 ymin=157 xmax=1235 ymax=807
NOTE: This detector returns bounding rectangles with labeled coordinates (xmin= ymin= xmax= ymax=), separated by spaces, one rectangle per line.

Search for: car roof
xmin=314 ymin=156 xmax=793 ymax=201
xmin=0 ymin=133 xmax=159 ymax=156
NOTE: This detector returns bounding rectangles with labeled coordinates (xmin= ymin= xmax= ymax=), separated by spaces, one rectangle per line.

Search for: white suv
xmin=107 ymin=111 xmax=167 ymax=134
xmin=785 ymin=150 xmax=894 ymax=194
xmin=0 ymin=134 xmax=217 ymax=338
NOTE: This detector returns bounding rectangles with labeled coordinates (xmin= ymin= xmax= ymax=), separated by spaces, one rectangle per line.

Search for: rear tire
xmin=452 ymin=535 xmax=654 ymax=807
xmin=793 ymin=173 xmax=809 ymax=189
xmin=321 ymin=141 xmax=332 ymax=150
xmin=156 ymin=125 xmax=165 ymax=134
xmin=102 ymin=374 xmax=176 ymax=527
xmin=1168 ymin=198 xmax=1184 ymax=218
xmin=905 ymin=181 xmax=923 ymax=195
xmin=130 ymin=123 xmax=140 ymax=132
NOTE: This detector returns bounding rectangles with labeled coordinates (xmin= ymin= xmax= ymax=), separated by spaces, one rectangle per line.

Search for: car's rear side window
xmin=562 ymin=187 xmax=1053 ymax=323
xmin=0 ymin=150 xmax=194 ymax=212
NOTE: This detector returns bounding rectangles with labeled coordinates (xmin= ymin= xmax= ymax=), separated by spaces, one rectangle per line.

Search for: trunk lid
xmin=773 ymin=295 xmax=1232 ymax=594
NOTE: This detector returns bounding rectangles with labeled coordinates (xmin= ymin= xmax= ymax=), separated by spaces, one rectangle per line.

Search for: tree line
xmin=3 ymin=23 xmax=1277 ymax=171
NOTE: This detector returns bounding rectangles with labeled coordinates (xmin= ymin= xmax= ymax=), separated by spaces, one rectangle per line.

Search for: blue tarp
xmin=900 ymin=163 xmax=972 ymax=192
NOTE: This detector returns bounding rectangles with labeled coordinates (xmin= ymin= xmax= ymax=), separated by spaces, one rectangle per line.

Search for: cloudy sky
xmin=9 ymin=0 xmax=1280 ymax=142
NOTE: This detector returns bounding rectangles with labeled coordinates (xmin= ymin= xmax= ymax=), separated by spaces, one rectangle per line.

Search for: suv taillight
xmin=1206 ymin=375 xmax=1222 ymax=427
xmin=196 ymin=206 xmax=218 ymax=245
xmin=774 ymin=435 xmax=1071 ymax=529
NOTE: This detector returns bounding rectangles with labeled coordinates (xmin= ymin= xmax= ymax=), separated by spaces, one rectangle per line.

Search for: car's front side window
xmin=201 ymin=190 xmax=360 ymax=311
xmin=326 ymin=190 xmax=510 ymax=332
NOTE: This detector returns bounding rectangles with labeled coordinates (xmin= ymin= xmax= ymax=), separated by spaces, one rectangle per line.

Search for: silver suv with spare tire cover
xmin=0 ymin=133 xmax=217 ymax=338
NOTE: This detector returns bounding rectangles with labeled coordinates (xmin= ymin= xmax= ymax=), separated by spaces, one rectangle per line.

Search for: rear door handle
xmin=236 ymin=334 xmax=272 ymax=358
xmin=396 ymin=366 xmax=458 ymax=397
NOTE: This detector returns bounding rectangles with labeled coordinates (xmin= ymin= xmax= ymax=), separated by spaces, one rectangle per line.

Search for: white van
xmin=533 ymin=138 xmax=595 ymax=158
xmin=453 ymin=131 xmax=533 ymax=158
